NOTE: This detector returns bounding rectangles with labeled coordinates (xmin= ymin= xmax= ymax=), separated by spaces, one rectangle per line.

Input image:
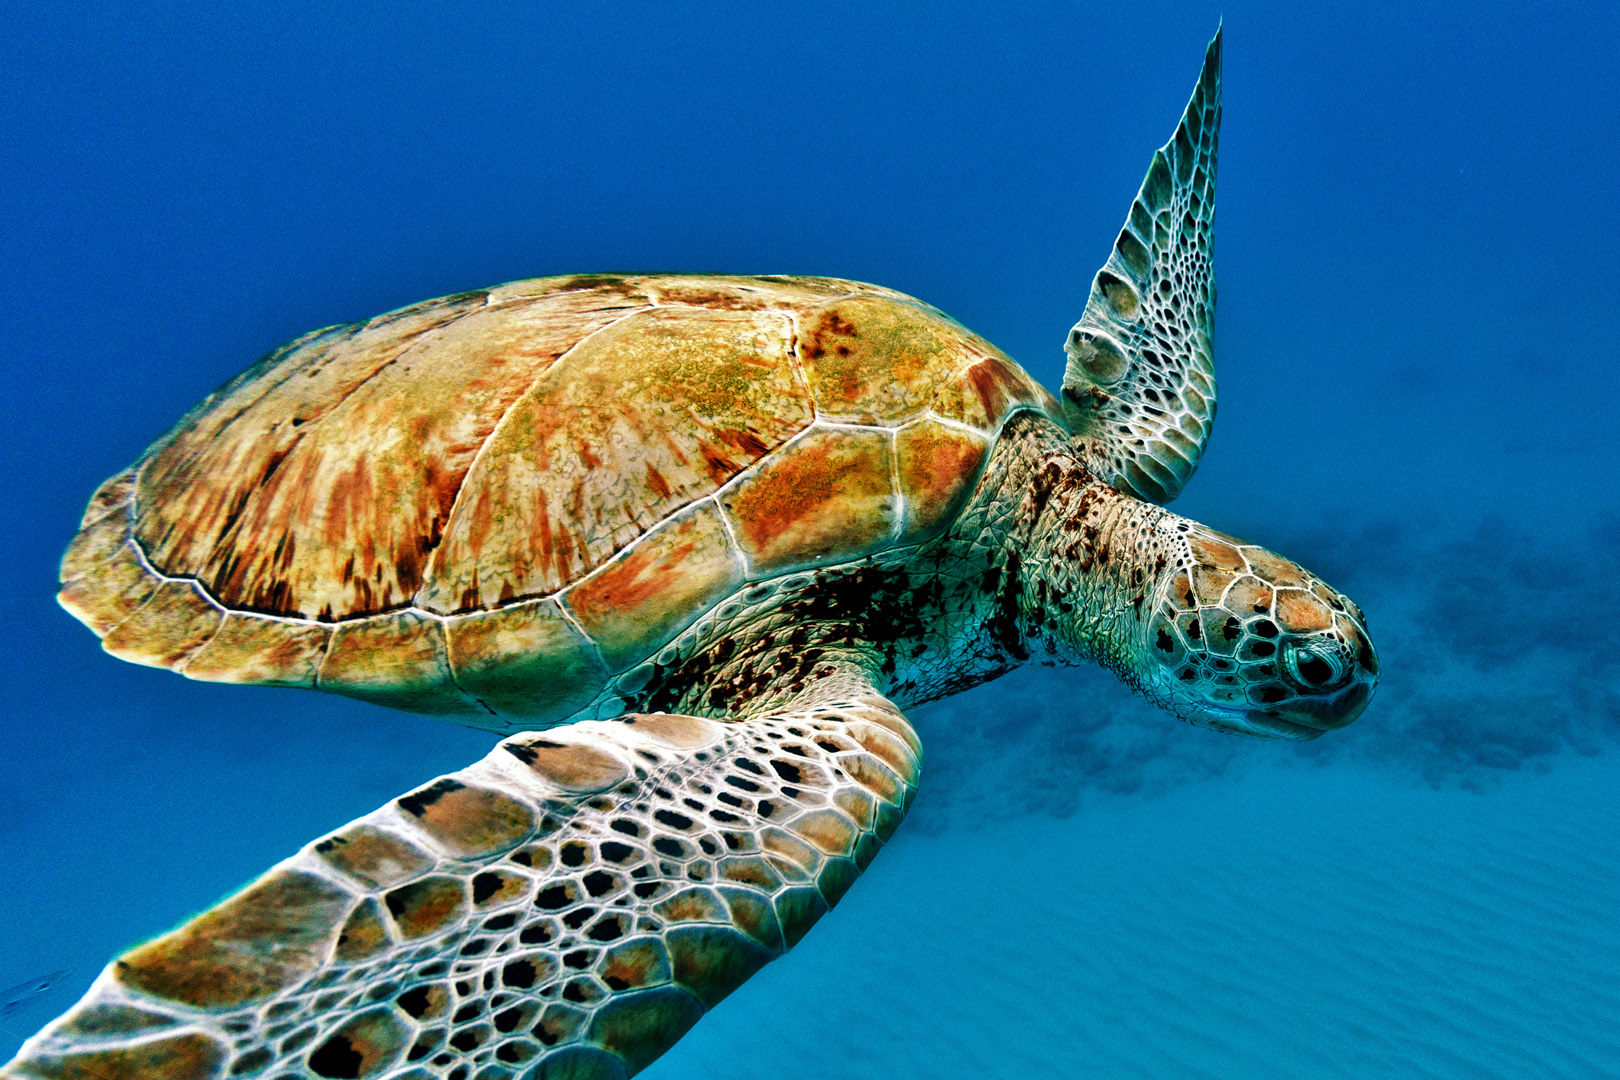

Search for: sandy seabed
xmin=1 ymin=698 xmax=1616 ymax=1078
xmin=653 ymin=754 xmax=1620 ymax=1079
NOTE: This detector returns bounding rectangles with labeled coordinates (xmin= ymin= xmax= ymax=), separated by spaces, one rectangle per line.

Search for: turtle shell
xmin=59 ymin=275 xmax=1062 ymax=725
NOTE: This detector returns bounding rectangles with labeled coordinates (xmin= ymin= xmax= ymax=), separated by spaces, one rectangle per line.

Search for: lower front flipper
xmin=1 ymin=693 xmax=919 ymax=1080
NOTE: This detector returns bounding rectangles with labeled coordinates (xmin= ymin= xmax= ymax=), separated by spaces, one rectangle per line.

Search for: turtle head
xmin=1131 ymin=522 xmax=1378 ymax=739
xmin=1016 ymin=454 xmax=1376 ymax=740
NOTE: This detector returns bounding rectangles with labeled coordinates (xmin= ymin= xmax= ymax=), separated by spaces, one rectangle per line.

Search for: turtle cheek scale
xmin=1136 ymin=524 xmax=1379 ymax=740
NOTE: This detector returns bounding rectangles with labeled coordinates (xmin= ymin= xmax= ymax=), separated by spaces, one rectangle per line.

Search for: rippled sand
xmin=656 ymin=756 xmax=1620 ymax=1079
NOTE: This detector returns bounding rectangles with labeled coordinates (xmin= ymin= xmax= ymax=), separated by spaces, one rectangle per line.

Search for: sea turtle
xmin=6 ymin=28 xmax=1377 ymax=1080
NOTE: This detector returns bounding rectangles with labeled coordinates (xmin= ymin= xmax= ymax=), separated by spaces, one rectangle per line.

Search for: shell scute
xmin=799 ymin=296 xmax=973 ymax=425
xmin=933 ymin=351 xmax=1065 ymax=434
xmin=183 ymin=612 xmax=331 ymax=687
xmin=79 ymin=468 xmax=136 ymax=528
xmin=444 ymin=598 xmax=607 ymax=719
xmin=320 ymin=610 xmax=479 ymax=715
xmin=894 ymin=418 xmax=991 ymax=544
xmin=101 ymin=579 xmax=223 ymax=670
xmin=57 ymin=542 xmax=162 ymax=636
xmin=60 ymin=501 xmax=132 ymax=583
xmin=718 ymin=427 xmax=896 ymax=576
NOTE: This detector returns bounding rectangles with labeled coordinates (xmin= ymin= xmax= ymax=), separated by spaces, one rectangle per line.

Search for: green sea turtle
xmin=5 ymin=29 xmax=1376 ymax=1080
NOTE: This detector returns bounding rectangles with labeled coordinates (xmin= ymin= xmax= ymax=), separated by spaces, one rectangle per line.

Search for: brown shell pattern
xmin=59 ymin=275 xmax=1063 ymax=721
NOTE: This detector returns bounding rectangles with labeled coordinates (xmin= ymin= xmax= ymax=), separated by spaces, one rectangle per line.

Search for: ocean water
xmin=2 ymin=3 xmax=1617 ymax=1078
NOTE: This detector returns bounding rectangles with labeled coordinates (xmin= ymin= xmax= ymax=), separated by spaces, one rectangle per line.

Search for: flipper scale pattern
xmin=1062 ymin=28 xmax=1221 ymax=503
xmin=0 ymin=688 xmax=919 ymax=1080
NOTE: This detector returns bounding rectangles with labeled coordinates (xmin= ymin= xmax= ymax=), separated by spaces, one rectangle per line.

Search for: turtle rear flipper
xmin=1063 ymin=27 xmax=1221 ymax=503
xmin=1 ymin=683 xmax=919 ymax=1080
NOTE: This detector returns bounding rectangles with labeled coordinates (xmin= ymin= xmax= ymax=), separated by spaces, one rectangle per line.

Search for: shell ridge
xmin=920 ymin=410 xmax=995 ymax=438
xmin=77 ymin=494 xmax=135 ymax=533
xmin=169 ymin=584 xmax=231 ymax=676
xmin=706 ymin=494 xmax=754 ymax=581
xmin=785 ymin=310 xmax=818 ymax=423
xmin=886 ymin=427 xmax=907 ymax=546
xmin=554 ymin=493 xmax=756 ymax=678
xmin=803 ymin=419 xmax=901 ymax=435
xmin=700 ymin=420 xmax=841 ymax=521
xmin=993 ymin=402 xmax=1056 ymax=437
xmin=425 ymin=485 xmax=728 ymax=619
xmin=93 ymin=556 xmax=168 ymax=641
xmin=126 ymin=532 xmax=345 ymax=629
xmin=310 ymin=611 xmax=343 ymax=692
xmin=126 ymin=535 xmax=183 ymax=588
xmin=687 ymin=426 xmax=798 ymax=507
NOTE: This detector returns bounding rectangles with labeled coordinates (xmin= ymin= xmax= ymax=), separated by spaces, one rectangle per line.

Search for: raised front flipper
xmin=1 ymin=693 xmax=920 ymax=1080
xmin=1062 ymin=28 xmax=1221 ymax=503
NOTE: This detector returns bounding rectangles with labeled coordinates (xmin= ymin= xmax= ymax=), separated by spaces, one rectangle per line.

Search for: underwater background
xmin=2 ymin=2 xmax=1617 ymax=1076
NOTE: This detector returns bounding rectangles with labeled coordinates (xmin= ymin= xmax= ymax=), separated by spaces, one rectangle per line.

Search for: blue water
xmin=2 ymin=3 xmax=1617 ymax=1076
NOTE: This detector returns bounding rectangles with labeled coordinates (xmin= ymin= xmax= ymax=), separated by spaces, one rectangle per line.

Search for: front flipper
xmin=1062 ymin=27 xmax=1221 ymax=503
xmin=1 ymin=691 xmax=919 ymax=1080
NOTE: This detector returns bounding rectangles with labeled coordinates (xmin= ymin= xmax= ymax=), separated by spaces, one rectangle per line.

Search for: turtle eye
xmin=1280 ymin=641 xmax=1351 ymax=693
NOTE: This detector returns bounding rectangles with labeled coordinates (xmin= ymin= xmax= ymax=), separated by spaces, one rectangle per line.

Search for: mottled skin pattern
xmin=5 ymin=28 xmax=1380 ymax=1080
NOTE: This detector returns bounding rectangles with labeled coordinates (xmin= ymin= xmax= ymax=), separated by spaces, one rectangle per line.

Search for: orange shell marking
xmin=719 ymin=426 xmax=895 ymax=575
xmin=58 ymin=275 xmax=1064 ymax=722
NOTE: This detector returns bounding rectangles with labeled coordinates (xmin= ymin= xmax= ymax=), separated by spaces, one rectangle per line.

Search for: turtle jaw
xmin=1180 ymin=703 xmax=1324 ymax=741
xmin=1176 ymin=675 xmax=1377 ymax=741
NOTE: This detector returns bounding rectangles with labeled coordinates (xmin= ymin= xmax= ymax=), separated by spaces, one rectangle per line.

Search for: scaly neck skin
xmin=991 ymin=418 xmax=1173 ymax=681
xmin=653 ymin=415 xmax=1169 ymax=720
